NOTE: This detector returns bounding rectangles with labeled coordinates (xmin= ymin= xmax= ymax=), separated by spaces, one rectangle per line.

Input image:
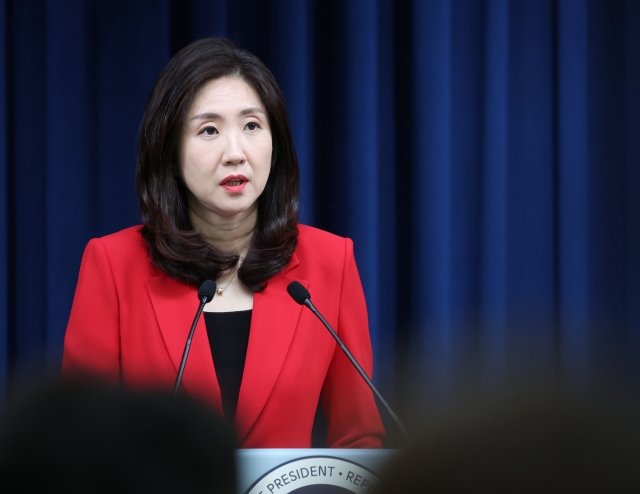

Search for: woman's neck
xmin=188 ymin=205 xmax=256 ymax=255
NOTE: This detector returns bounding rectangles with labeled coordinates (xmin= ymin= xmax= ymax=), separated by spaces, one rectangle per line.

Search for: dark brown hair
xmin=136 ymin=38 xmax=299 ymax=291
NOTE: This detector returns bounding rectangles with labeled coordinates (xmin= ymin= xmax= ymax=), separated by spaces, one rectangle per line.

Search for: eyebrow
xmin=190 ymin=107 xmax=266 ymax=121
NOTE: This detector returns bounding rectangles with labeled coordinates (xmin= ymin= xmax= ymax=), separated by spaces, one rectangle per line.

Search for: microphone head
xmin=287 ymin=281 xmax=310 ymax=305
xmin=198 ymin=280 xmax=217 ymax=303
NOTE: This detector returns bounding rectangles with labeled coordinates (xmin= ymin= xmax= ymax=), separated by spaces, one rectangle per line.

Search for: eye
xmin=245 ymin=121 xmax=261 ymax=131
xmin=199 ymin=126 xmax=218 ymax=136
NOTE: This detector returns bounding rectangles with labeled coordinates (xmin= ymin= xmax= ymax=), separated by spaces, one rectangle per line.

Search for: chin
xmin=218 ymin=203 xmax=258 ymax=218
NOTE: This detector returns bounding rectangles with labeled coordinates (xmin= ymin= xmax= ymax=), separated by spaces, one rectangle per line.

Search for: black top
xmin=204 ymin=310 xmax=252 ymax=424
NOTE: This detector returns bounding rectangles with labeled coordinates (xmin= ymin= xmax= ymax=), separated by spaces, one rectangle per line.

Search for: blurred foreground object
xmin=379 ymin=393 xmax=640 ymax=493
xmin=0 ymin=379 xmax=236 ymax=493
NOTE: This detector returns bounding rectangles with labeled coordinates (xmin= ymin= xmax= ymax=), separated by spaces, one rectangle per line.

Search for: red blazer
xmin=62 ymin=225 xmax=385 ymax=448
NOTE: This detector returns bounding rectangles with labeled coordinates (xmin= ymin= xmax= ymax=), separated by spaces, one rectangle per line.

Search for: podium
xmin=236 ymin=449 xmax=396 ymax=494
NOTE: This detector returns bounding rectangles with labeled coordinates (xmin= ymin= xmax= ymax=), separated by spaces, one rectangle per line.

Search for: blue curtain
xmin=1 ymin=0 xmax=639 ymax=426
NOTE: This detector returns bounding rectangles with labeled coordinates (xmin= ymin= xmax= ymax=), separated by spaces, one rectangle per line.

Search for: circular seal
xmin=244 ymin=456 xmax=381 ymax=494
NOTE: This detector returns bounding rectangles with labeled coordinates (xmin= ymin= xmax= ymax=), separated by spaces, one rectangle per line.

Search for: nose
xmin=222 ymin=131 xmax=246 ymax=165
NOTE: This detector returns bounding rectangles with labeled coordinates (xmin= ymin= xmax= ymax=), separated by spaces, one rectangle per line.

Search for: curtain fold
xmin=411 ymin=0 xmax=454 ymax=399
xmin=480 ymin=0 xmax=509 ymax=387
xmin=11 ymin=0 xmax=48 ymax=372
xmin=558 ymin=0 xmax=589 ymax=387
xmin=0 ymin=0 xmax=8 ymax=398
xmin=1 ymin=0 xmax=639 ymax=421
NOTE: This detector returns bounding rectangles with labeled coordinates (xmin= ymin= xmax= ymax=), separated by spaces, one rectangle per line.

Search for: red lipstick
xmin=220 ymin=174 xmax=248 ymax=192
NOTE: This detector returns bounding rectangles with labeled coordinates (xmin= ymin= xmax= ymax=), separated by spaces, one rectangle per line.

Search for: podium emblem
xmin=244 ymin=455 xmax=380 ymax=494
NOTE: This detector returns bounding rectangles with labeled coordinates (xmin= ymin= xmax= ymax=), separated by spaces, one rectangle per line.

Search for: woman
xmin=63 ymin=38 xmax=385 ymax=448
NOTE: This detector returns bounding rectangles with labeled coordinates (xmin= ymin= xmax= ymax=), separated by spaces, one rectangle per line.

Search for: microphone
xmin=173 ymin=280 xmax=217 ymax=396
xmin=287 ymin=281 xmax=409 ymax=441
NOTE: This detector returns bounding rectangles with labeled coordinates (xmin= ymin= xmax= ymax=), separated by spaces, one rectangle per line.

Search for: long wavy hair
xmin=136 ymin=38 xmax=299 ymax=291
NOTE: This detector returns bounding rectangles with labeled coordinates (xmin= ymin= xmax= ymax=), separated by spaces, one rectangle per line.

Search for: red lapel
xmin=144 ymin=254 xmax=306 ymax=439
xmin=145 ymin=275 xmax=222 ymax=412
xmin=234 ymin=253 xmax=307 ymax=443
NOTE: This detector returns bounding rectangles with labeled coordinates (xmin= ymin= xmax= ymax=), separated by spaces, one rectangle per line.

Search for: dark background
xmin=1 ymin=0 xmax=639 ymax=438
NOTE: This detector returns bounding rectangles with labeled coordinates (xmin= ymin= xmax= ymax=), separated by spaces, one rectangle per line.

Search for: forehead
xmin=188 ymin=76 xmax=265 ymax=114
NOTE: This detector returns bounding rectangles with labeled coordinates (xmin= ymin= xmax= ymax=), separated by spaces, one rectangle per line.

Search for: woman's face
xmin=178 ymin=76 xmax=272 ymax=224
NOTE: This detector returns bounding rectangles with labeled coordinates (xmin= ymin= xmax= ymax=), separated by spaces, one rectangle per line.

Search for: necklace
xmin=216 ymin=257 xmax=243 ymax=296
xmin=216 ymin=269 xmax=238 ymax=295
